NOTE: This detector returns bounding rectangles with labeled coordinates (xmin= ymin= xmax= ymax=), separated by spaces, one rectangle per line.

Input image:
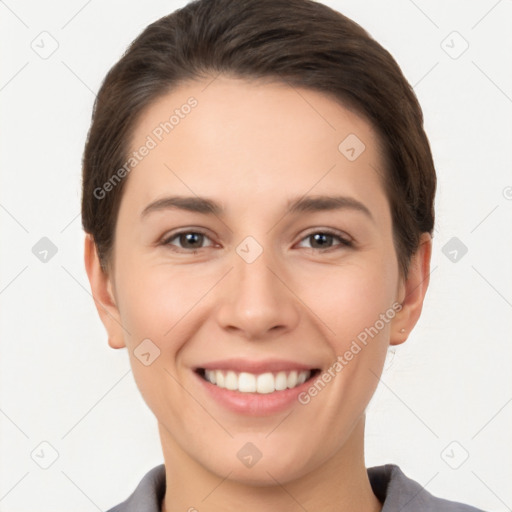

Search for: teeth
xmin=257 ymin=373 xmax=274 ymax=394
xmin=239 ymin=372 xmax=256 ymax=392
xmin=225 ymin=371 xmax=238 ymax=391
xmin=275 ymin=371 xmax=288 ymax=391
xmin=203 ymin=369 xmax=312 ymax=393
xmin=287 ymin=370 xmax=298 ymax=388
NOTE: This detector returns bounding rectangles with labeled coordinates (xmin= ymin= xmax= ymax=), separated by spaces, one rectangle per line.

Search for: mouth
xmin=195 ymin=368 xmax=321 ymax=394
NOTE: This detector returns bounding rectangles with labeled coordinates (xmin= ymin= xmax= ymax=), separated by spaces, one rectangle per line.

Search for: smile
xmin=196 ymin=368 xmax=320 ymax=394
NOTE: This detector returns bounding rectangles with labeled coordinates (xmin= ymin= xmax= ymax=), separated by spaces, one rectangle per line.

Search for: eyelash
xmin=160 ymin=229 xmax=354 ymax=253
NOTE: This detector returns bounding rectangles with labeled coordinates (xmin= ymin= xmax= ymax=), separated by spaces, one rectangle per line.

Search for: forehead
xmin=123 ymin=75 xmax=388 ymax=220
xmin=131 ymin=75 xmax=381 ymax=153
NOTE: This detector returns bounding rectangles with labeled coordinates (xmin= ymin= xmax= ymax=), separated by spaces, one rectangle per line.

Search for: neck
xmin=159 ymin=415 xmax=382 ymax=512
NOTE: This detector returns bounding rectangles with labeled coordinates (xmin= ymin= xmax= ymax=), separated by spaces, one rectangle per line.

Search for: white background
xmin=1 ymin=0 xmax=511 ymax=510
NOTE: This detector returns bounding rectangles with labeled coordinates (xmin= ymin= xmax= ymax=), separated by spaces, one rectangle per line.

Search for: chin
xmin=199 ymin=436 xmax=320 ymax=487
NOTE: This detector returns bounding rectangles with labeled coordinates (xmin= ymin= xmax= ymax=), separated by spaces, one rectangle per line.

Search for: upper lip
xmin=196 ymin=358 xmax=319 ymax=374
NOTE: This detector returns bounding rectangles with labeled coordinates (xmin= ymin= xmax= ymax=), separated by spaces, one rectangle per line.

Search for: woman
xmin=82 ymin=0 xmax=487 ymax=510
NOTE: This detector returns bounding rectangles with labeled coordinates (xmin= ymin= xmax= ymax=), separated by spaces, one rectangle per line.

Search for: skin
xmin=85 ymin=75 xmax=432 ymax=512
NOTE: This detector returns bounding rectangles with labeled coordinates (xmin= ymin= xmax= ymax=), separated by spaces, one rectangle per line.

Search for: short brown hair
xmin=81 ymin=0 xmax=436 ymax=279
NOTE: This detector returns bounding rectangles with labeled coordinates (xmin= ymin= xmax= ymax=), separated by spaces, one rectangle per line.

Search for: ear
xmin=84 ymin=234 xmax=126 ymax=349
xmin=390 ymin=232 xmax=432 ymax=346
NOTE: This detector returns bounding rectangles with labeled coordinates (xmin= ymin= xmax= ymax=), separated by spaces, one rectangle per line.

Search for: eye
xmin=160 ymin=228 xmax=353 ymax=253
xmin=296 ymin=230 xmax=353 ymax=251
xmin=161 ymin=230 xmax=214 ymax=252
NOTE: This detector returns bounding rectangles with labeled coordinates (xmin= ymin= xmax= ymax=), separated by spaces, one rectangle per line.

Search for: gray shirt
xmin=107 ymin=463 xmax=486 ymax=512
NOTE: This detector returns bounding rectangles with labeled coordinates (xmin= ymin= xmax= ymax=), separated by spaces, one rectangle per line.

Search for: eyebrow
xmin=140 ymin=194 xmax=374 ymax=222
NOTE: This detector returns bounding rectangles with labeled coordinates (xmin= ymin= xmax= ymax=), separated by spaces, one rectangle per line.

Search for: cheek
xmin=302 ymin=256 xmax=397 ymax=339
xmin=116 ymin=262 xmax=203 ymax=342
xmin=114 ymin=265 xmax=201 ymax=414
xmin=333 ymin=260 xmax=397 ymax=381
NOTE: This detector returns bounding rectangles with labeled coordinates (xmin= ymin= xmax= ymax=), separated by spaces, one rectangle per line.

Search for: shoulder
xmin=106 ymin=464 xmax=166 ymax=512
xmin=367 ymin=464 xmax=487 ymax=512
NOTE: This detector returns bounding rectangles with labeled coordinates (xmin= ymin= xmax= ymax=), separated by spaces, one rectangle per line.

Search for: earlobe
xmin=390 ymin=232 xmax=432 ymax=346
xmin=83 ymin=234 xmax=126 ymax=349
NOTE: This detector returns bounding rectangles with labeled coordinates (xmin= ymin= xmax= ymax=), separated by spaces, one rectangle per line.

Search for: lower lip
xmin=193 ymin=370 xmax=316 ymax=416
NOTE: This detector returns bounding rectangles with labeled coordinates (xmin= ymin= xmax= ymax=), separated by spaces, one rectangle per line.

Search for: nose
xmin=215 ymin=248 xmax=300 ymax=341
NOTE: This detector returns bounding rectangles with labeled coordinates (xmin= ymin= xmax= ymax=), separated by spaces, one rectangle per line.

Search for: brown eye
xmin=298 ymin=231 xmax=353 ymax=251
xmin=162 ymin=231 xmax=214 ymax=252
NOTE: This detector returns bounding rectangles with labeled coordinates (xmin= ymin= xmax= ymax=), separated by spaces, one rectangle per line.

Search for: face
xmin=87 ymin=75 xmax=429 ymax=485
